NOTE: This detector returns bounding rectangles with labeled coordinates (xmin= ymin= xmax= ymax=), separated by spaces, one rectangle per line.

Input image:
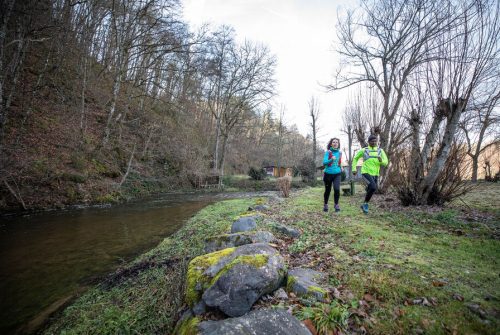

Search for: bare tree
xmin=204 ymin=26 xmax=235 ymax=174
xmin=204 ymin=28 xmax=276 ymax=182
xmin=341 ymin=109 xmax=355 ymax=178
xmin=344 ymin=84 xmax=385 ymax=148
xmin=331 ymin=0 xmax=464 ymax=186
xmin=399 ymin=0 xmax=500 ymax=204
xmin=308 ymin=96 xmax=320 ymax=166
xmin=459 ymin=81 xmax=500 ymax=181
xmin=0 ymin=0 xmax=32 ymax=150
xmin=275 ymin=105 xmax=287 ymax=174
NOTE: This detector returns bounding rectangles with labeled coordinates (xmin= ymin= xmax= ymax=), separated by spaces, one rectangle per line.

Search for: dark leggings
xmin=323 ymin=173 xmax=341 ymax=205
xmin=362 ymin=173 xmax=378 ymax=202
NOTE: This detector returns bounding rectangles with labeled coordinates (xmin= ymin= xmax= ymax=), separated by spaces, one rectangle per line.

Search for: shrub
xmin=277 ymin=176 xmax=292 ymax=197
xmin=393 ymin=144 xmax=473 ymax=205
xmin=248 ymin=166 xmax=267 ymax=180
xmin=297 ymin=156 xmax=317 ymax=183
xmin=296 ymin=301 xmax=350 ymax=334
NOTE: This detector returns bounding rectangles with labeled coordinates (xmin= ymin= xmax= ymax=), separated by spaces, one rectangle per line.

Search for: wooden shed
xmin=264 ymin=166 xmax=293 ymax=177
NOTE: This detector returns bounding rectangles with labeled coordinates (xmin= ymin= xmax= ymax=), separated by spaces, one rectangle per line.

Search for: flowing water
xmin=0 ymin=192 xmax=271 ymax=334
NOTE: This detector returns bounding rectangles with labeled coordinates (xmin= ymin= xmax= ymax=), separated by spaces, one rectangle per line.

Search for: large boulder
xmin=231 ymin=216 xmax=258 ymax=233
xmin=197 ymin=309 xmax=312 ymax=335
xmin=185 ymin=243 xmax=286 ymax=317
xmin=204 ymin=231 xmax=276 ymax=253
xmin=287 ymin=268 xmax=329 ymax=302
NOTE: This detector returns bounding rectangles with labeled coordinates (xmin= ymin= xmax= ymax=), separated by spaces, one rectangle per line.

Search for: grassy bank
xmin=271 ymin=184 xmax=499 ymax=334
xmin=42 ymin=183 xmax=499 ymax=334
xmin=42 ymin=197 xmax=259 ymax=334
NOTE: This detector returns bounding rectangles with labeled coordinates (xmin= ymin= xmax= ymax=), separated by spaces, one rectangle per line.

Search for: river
xmin=0 ymin=191 xmax=272 ymax=334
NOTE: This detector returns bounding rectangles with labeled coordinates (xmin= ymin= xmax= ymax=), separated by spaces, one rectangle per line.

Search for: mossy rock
xmin=287 ymin=268 xmax=329 ymax=302
xmin=185 ymin=248 xmax=236 ymax=307
xmin=185 ymin=243 xmax=286 ymax=317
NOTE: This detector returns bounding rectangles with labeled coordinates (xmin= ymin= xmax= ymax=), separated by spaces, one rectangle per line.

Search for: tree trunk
xmin=80 ymin=55 xmax=88 ymax=136
xmin=103 ymin=64 xmax=123 ymax=145
xmin=419 ymin=99 xmax=465 ymax=202
xmin=218 ymin=134 xmax=229 ymax=187
xmin=471 ymin=156 xmax=479 ymax=182
xmin=119 ymin=144 xmax=136 ymax=188
xmin=213 ymin=115 xmax=221 ymax=173
xmin=0 ymin=0 xmax=24 ymax=148
xmin=409 ymin=109 xmax=423 ymax=188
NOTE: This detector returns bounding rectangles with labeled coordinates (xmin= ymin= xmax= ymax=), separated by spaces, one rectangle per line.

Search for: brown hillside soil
xmin=0 ymin=69 xmax=189 ymax=212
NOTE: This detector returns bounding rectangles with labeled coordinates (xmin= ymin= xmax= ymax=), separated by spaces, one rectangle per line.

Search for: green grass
xmin=453 ymin=182 xmax=500 ymax=216
xmin=296 ymin=300 xmax=350 ymax=334
xmin=43 ymin=198 xmax=257 ymax=335
xmin=43 ymin=184 xmax=500 ymax=335
xmin=279 ymin=186 xmax=499 ymax=335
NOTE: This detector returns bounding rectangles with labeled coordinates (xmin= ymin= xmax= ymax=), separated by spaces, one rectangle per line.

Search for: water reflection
xmin=0 ymin=193 xmax=225 ymax=334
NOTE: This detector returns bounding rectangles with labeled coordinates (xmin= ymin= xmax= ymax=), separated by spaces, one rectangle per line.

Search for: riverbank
xmin=41 ymin=183 xmax=499 ymax=334
xmin=0 ymin=174 xmax=309 ymax=216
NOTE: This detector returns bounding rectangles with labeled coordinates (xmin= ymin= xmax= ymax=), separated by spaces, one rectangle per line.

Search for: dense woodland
xmin=0 ymin=0 xmax=499 ymax=211
xmin=0 ymin=0 xmax=318 ymax=211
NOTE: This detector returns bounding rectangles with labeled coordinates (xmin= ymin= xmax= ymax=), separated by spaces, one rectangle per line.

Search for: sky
xmin=182 ymin=0 xmax=352 ymax=146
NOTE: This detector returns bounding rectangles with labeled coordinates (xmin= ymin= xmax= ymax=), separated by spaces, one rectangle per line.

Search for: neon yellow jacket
xmin=352 ymin=146 xmax=389 ymax=176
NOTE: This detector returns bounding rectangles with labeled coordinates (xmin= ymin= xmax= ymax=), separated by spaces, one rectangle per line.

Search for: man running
xmin=352 ymin=134 xmax=389 ymax=214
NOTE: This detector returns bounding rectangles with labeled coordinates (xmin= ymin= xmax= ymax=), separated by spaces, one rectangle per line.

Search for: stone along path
xmin=175 ymin=202 xmax=333 ymax=335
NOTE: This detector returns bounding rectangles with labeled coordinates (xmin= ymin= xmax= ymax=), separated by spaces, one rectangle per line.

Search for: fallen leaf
xmin=432 ymin=280 xmax=447 ymax=287
xmin=364 ymin=293 xmax=376 ymax=302
xmin=303 ymin=319 xmax=318 ymax=335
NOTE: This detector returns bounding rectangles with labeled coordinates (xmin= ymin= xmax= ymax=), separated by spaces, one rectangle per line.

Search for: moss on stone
xmin=205 ymin=234 xmax=231 ymax=248
xmin=209 ymin=254 xmax=269 ymax=285
xmin=278 ymin=266 xmax=288 ymax=280
xmin=307 ymin=285 xmax=328 ymax=297
xmin=255 ymin=198 xmax=266 ymax=205
xmin=174 ymin=316 xmax=199 ymax=335
xmin=185 ymin=248 xmax=235 ymax=306
xmin=286 ymin=275 xmax=297 ymax=292
xmin=286 ymin=276 xmax=328 ymax=301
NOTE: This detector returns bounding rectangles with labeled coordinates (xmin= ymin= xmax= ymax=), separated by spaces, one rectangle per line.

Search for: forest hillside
xmin=0 ymin=0 xmax=318 ymax=211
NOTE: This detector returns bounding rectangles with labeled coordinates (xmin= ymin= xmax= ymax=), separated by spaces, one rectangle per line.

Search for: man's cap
xmin=368 ymin=134 xmax=377 ymax=141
